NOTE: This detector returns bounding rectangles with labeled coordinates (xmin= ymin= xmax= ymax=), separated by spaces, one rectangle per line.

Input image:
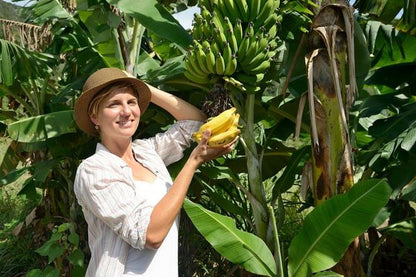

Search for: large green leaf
xmin=354 ymin=0 xmax=403 ymax=23
xmin=183 ymin=199 xmax=277 ymax=276
xmin=380 ymin=217 xmax=416 ymax=249
xmin=0 ymin=39 xmax=13 ymax=86
xmin=7 ymin=110 xmax=77 ymax=143
xmin=106 ymin=0 xmax=192 ymax=49
xmin=288 ymin=179 xmax=391 ymax=277
xmin=364 ymin=20 xmax=416 ymax=69
xmin=77 ymin=2 xmax=124 ymax=68
xmin=272 ymin=145 xmax=310 ymax=198
xmin=32 ymin=0 xmax=73 ymax=21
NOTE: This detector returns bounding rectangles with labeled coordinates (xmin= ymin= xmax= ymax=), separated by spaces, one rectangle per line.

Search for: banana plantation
xmin=1 ymin=0 xmax=416 ymax=276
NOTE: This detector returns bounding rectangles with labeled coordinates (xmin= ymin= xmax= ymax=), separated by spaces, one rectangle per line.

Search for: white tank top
xmin=123 ymin=177 xmax=179 ymax=276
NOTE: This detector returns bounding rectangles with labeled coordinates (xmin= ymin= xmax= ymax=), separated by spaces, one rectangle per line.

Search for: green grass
xmin=0 ymin=175 xmax=43 ymax=276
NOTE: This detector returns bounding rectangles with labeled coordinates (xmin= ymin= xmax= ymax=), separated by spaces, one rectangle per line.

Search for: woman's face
xmin=91 ymin=86 xmax=141 ymax=140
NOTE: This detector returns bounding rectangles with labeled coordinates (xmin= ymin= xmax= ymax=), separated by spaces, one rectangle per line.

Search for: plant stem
xmin=268 ymin=204 xmax=284 ymax=277
xmin=243 ymin=93 xmax=267 ymax=239
xmin=129 ymin=19 xmax=144 ymax=75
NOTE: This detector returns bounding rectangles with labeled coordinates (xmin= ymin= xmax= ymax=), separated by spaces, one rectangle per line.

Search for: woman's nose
xmin=120 ymin=103 xmax=132 ymax=115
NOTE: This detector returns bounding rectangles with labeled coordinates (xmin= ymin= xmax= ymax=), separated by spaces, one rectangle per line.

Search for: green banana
xmin=235 ymin=0 xmax=250 ymax=22
xmin=215 ymin=0 xmax=227 ymax=19
xmin=184 ymin=70 xmax=211 ymax=84
xmin=210 ymin=40 xmax=220 ymax=56
xmin=223 ymin=16 xmax=234 ymax=33
xmin=222 ymin=42 xmax=232 ymax=68
xmin=224 ymin=54 xmax=237 ymax=76
xmin=205 ymin=46 xmax=217 ymax=74
xmin=237 ymin=33 xmax=251 ymax=62
xmin=255 ymin=0 xmax=276 ymax=25
xmin=262 ymin=11 xmax=279 ymax=30
xmin=186 ymin=50 xmax=209 ymax=78
xmin=223 ymin=76 xmax=245 ymax=91
xmin=249 ymin=0 xmax=261 ymax=22
xmin=223 ymin=0 xmax=240 ymax=23
xmin=237 ymin=22 xmax=254 ymax=59
xmin=211 ymin=10 xmax=226 ymax=34
xmin=236 ymin=72 xmax=265 ymax=83
xmin=242 ymin=35 xmax=260 ymax=65
xmin=214 ymin=27 xmax=228 ymax=50
xmin=215 ymin=52 xmax=226 ymax=75
xmin=267 ymin=23 xmax=278 ymax=39
xmin=249 ymin=59 xmax=271 ymax=73
xmin=201 ymin=19 xmax=213 ymax=40
xmin=194 ymin=40 xmax=210 ymax=74
xmin=268 ymin=38 xmax=279 ymax=50
xmin=222 ymin=17 xmax=239 ymax=53
xmin=233 ymin=18 xmax=244 ymax=45
xmin=242 ymin=46 xmax=268 ymax=69
xmin=192 ymin=13 xmax=204 ymax=40
xmin=246 ymin=21 xmax=255 ymax=38
xmin=257 ymin=35 xmax=269 ymax=53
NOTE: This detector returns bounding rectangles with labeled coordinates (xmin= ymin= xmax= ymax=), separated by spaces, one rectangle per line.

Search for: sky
xmin=172 ymin=6 xmax=199 ymax=30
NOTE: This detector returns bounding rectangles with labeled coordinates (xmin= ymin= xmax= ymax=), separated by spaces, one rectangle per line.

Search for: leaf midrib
xmin=292 ymin=179 xmax=383 ymax=275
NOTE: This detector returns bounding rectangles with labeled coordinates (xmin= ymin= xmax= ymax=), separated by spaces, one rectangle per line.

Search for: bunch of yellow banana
xmin=192 ymin=107 xmax=240 ymax=147
xmin=185 ymin=0 xmax=283 ymax=93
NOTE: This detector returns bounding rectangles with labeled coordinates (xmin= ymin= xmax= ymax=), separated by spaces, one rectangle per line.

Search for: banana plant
xmin=294 ymin=1 xmax=367 ymax=275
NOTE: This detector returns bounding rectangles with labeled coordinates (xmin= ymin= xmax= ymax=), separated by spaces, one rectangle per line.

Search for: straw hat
xmin=74 ymin=68 xmax=151 ymax=136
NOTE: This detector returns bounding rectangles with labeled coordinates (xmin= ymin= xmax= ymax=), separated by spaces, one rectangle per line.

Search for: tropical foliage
xmin=0 ymin=0 xmax=415 ymax=276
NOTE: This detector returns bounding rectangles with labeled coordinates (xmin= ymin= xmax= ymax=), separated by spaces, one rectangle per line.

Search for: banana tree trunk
xmin=242 ymin=93 xmax=268 ymax=241
xmin=303 ymin=1 xmax=363 ymax=276
xmin=306 ymin=49 xmax=354 ymax=205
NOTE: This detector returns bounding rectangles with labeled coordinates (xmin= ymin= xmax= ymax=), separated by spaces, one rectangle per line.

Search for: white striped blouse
xmin=74 ymin=120 xmax=202 ymax=276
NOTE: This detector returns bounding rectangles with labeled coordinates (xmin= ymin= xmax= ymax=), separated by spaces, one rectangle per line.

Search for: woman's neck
xmin=101 ymin=137 xmax=134 ymax=161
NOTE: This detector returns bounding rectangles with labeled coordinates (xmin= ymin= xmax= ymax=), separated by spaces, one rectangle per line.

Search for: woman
xmin=73 ymin=68 xmax=235 ymax=276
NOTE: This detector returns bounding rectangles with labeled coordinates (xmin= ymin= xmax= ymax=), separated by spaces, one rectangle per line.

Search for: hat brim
xmin=74 ymin=77 xmax=151 ymax=136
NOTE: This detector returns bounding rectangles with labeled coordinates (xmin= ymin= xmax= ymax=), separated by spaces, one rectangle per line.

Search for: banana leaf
xmin=7 ymin=110 xmax=77 ymax=143
xmin=288 ymin=178 xmax=391 ymax=277
xmin=183 ymin=199 xmax=277 ymax=277
xmin=0 ymin=39 xmax=13 ymax=86
xmin=32 ymin=0 xmax=73 ymax=21
xmin=106 ymin=0 xmax=192 ymax=49
xmin=379 ymin=217 xmax=416 ymax=249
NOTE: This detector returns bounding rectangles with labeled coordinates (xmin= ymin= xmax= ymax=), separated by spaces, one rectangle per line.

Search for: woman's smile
xmin=117 ymin=118 xmax=135 ymax=128
xmin=93 ymin=87 xmax=141 ymax=139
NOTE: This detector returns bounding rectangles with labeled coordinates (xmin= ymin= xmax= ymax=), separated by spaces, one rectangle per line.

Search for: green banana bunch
xmin=192 ymin=107 xmax=240 ymax=146
xmin=184 ymin=0 xmax=283 ymax=93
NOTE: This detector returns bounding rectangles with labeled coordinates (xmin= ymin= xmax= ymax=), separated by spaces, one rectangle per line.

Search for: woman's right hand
xmin=189 ymin=129 xmax=237 ymax=167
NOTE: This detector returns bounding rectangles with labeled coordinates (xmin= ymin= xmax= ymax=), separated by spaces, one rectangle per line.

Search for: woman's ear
xmin=90 ymin=115 xmax=98 ymax=126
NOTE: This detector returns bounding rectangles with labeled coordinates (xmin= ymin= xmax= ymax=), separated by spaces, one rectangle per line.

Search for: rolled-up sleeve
xmin=74 ymin=159 xmax=153 ymax=250
xmin=142 ymin=120 xmax=202 ymax=166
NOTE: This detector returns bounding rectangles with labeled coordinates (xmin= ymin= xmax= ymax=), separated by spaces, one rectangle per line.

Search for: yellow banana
xmin=232 ymin=112 xmax=240 ymax=127
xmin=192 ymin=107 xmax=239 ymax=141
xmin=208 ymin=126 xmax=240 ymax=147
xmin=200 ymin=107 xmax=236 ymax=133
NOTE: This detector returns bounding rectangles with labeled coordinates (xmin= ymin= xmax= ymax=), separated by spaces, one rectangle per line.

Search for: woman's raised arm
xmin=148 ymin=84 xmax=206 ymax=122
